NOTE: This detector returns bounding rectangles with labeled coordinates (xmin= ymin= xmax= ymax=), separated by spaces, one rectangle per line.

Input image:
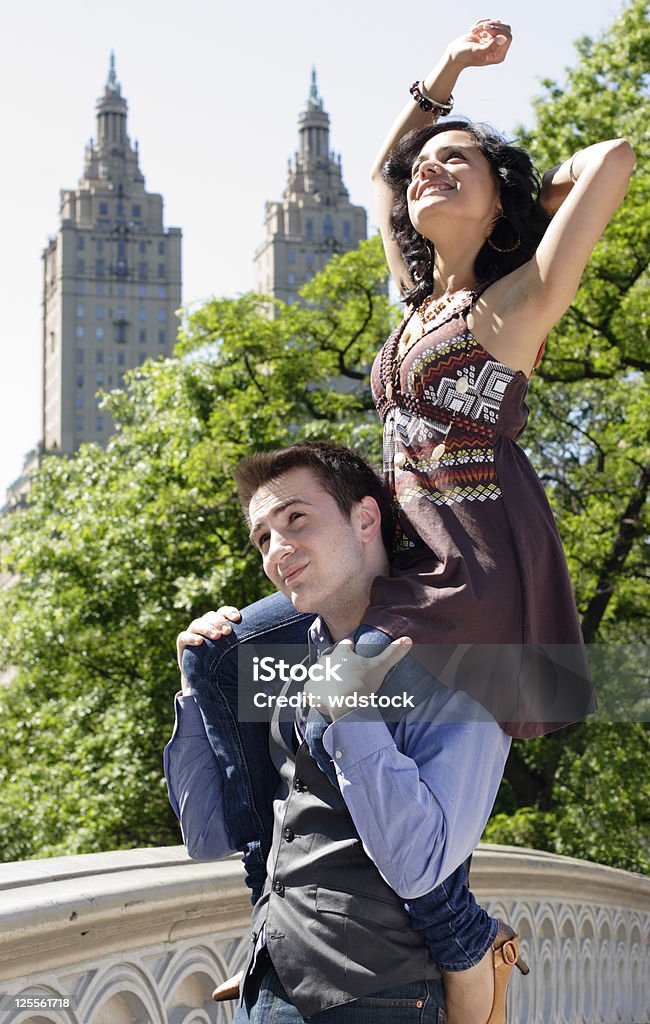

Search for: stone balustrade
xmin=0 ymin=843 xmax=648 ymax=1024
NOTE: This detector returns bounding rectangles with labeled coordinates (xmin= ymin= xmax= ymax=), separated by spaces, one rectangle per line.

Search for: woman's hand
xmin=444 ymin=19 xmax=512 ymax=71
xmin=176 ymin=606 xmax=242 ymax=671
xmin=303 ymin=636 xmax=413 ymax=723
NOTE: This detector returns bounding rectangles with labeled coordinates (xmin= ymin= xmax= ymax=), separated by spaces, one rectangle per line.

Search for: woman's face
xmin=406 ymin=130 xmax=501 ymax=238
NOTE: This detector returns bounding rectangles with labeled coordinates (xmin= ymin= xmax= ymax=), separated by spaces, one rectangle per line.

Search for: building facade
xmin=254 ymin=70 xmax=366 ymax=304
xmin=42 ymin=56 xmax=181 ymax=455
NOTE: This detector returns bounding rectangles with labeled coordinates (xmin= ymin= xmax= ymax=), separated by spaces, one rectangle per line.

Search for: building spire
xmin=106 ymin=51 xmax=121 ymax=96
xmin=307 ymin=67 xmax=323 ymax=111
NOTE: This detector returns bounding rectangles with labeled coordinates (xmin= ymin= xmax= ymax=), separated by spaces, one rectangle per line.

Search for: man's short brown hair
xmin=234 ymin=441 xmax=395 ymax=553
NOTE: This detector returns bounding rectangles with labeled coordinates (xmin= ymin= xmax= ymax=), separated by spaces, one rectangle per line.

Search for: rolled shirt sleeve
xmin=164 ymin=692 xmax=236 ymax=861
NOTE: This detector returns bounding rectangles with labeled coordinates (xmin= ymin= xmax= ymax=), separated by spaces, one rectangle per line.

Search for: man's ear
xmin=355 ymin=496 xmax=382 ymax=545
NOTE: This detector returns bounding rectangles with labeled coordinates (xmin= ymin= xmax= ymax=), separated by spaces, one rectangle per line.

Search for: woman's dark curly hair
xmin=382 ymin=119 xmax=550 ymax=307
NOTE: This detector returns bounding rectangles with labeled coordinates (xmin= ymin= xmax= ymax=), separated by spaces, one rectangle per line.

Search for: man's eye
xmin=289 ymin=511 xmax=304 ymax=523
xmin=258 ymin=534 xmax=269 ymax=549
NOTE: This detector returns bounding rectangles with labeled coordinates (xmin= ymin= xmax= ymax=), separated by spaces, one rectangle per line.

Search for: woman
xmin=172 ymin=19 xmax=634 ymax=1024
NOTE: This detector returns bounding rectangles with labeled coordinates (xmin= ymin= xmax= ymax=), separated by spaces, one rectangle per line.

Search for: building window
xmin=138 ymin=329 xmax=147 ymax=343
xmin=96 ymin=351 xmax=104 ymax=364
xmin=158 ymin=240 xmax=165 ymax=255
xmin=116 ymin=260 xmax=127 ymax=277
xmin=76 ymin=350 xmax=84 ymax=365
xmin=157 ymin=264 xmax=166 ymax=277
xmin=306 ymin=248 xmax=314 ymax=265
xmin=96 ymin=259 xmax=105 ymax=277
xmin=138 ymin=307 xmax=147 ymax=321
xmin=117 ymin=307 xmax=126 ymax=321
xmin=343 ymin=220 xmax=351 ymax=240
xmin=77 ymin=259 xmax=85 ymax=274
xmin=117 ymin=352 xmax=126 ymax=366
xmin=96 ymin=305 xmax=104 ymax=319
xmin=96 ymin=370 xmax=105 ymax=386
xmin=96 ymin=325 xmax=105 ymax=340
xmin=305 ymin=219 xmax=314 ymax=240
xmin=158 ymin=329 xmax=166 ymax=344
xmin=76 ymin=325 xmax=85 ymax=339
xmin=116 ymin=201 xmax=125 ymax=217
xmin=99 ymin=202 xmax=109 ymax=216
xmin=117 ymin=239 xmax=126 ymax=259
xmin=77 ymin=236 xmax=85 ymax=251
xmin=75 ymin=281 xmax=85 ymax=296
xmin=157 ymin=309 xmax=166 ymax=322
xmin=287 ymin=248 xmax=295 ymax=263
xmin=139 ymin=241 xmax=147 ymax=254
xmin=138 ymin=354 xmax=147 ymax=365
xmin=96 ymin=239 xmax=105 ymax=254
xmin=138 ymin=262 xmax=148 ymax=279
xmin=118 ymin=372 xmax=125 ymax=386
xmin=116 ymin=322 xmax=127 ymax=343
xmin=76 ymin=373 xmax=84 ymax=387
xmin=76 ymin=394 xmax=84 ymax=409
xmin=157 ymin=285 xmax=166 ymax=299
xmin=76 ymin=415 xmax=84 ymax=431
xmin=96 ymin=415 xmax=104 ymax=432
xmin=96 ymin=282 xmax=105 ymax=296
xmin=139 ymin=285 xmax=147 ymax=299
xmin=76 ymin=303 xmax=85 ymax=318
xmin=132 ymin=204 xmax=141 ymax=218
xmin=323 ymin=214 xmax=334 ymax=239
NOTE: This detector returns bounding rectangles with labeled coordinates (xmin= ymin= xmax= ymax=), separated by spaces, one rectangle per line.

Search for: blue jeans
xmin=182 ymin=593 xmax=497 ymax=970
xmin=233 ymin=953 xmax=447 ymax=1023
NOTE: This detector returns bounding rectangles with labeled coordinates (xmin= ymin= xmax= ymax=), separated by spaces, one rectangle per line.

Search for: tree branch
xmin=581 ymin=463 xmax=650 ymax=643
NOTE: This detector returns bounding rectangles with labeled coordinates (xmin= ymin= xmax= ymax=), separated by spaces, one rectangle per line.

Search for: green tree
xmin=1 ymin=2 xmax=649 ymax=873
xmin=0 ymin=237 xmax=393 ymax=860
xmin=484 ymin=0 xmax=650 ymax=872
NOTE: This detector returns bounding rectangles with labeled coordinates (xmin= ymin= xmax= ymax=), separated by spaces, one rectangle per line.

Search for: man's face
xmin=248 ymin=466 xmax=369 ymax=618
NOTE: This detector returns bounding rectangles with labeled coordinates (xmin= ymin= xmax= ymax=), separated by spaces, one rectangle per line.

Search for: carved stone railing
xmin=0 ymin=844 xmax=648 ymax=1023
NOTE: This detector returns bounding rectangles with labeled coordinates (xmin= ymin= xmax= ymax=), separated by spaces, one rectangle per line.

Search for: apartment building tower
xmin=254 ymin=70 xmax=366 ymax=303
xmin=42 ymin=56 xmax=182 ymax=454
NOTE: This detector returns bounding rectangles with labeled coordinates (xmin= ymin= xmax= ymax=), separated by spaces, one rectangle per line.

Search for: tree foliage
xmin=0 ymin=238 xmax=393 ymax=860
xmin=0 ymin=2 xmax=648 ymax=873
xmin=484 ymin=0 xmax=650 ymax=870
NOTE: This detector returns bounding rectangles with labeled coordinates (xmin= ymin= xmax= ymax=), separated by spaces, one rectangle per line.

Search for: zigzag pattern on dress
xmin=408 ymin=335 xmax=516 ymax=427
xmin=396 ymin=478 xmax=502 ymax=507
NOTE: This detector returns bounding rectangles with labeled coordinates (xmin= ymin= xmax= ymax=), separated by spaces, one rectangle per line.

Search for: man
xmin=165 ymin=442 xmax=511 ymax=1023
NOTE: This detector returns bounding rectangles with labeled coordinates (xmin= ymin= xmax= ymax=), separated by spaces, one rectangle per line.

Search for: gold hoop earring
xmin=487 ymin=215 xmax=521 ymax=253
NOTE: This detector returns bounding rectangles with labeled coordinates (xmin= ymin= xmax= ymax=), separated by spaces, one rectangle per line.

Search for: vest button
xmin=283 ymin=827 xmax=295 ymax=843
xmin=273 ymin=880 xmax=285 ymax=896
xmin=294 ymin=777 xmax=306 ymax=792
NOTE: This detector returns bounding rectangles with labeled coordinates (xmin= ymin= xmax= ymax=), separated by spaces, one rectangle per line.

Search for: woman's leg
xmin=182 ymin=591 xmax=314 ymax=901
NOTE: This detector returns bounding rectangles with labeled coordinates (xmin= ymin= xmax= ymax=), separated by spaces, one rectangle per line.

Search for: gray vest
xmin=249 ymin=682 xmax=441 ymax=1018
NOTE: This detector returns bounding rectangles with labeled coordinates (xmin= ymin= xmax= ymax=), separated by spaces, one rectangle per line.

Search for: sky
xmin=1 ymin=0 xmax=624 ymax=497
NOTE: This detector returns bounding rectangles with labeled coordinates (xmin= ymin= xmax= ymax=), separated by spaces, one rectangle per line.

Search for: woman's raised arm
xmin=371 ymin=19 xmax=512 ymax=296
xmin=474 ymin=139 xmax=636 ymax=373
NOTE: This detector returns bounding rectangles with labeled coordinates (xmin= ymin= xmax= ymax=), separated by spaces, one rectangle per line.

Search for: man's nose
xmin=267 ymin=530 xmax=294 ymax=566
